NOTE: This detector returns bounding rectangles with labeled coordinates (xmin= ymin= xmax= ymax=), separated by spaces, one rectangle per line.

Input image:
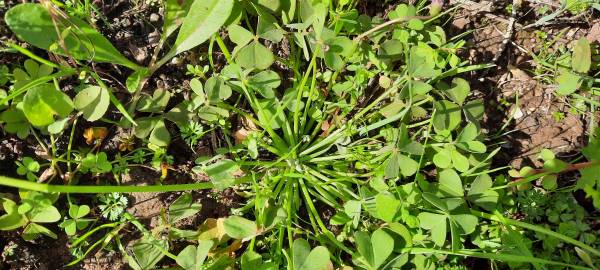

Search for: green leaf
xmin=163 ymin=0 xmax=193 ymax=41
xmin=126 ymin=68 xmax=150 ymax=93
xmin=0 ymin=102 xmax=31 ymax=139
xmin=418 ymin=212 xmax=447 ymax=246
xmin=23 ymin=84 xmax=73 ymax=126
xmin=572 ymin=38 xmax=591 ymax=73
xmin=463 ymin=99 xmax=484 ymax=122
xmin=74 ymin=85 xmax=110 ymax=121
xmin=59 ymin=219 xmax=77 ymax=235
xmin=137 ymin=88 xmax=171 ymax=112
xmin=0 ymin=198 xmax=27 ymax=230
xmin=398 ymin=153 xmax=419 ymax=177
xmin=450 ymin=214 xmax=477 ymax=235
xmin=445 ymin=78 xmax=470 ymax=106
xmin=408 ymin=43 xmax=440 ymax=78
xmin=176 ymin=245 xmax=198 ymax=270
xmin=172 ymin=0 xmax=234 ymax=55
xmin=407 ymin=18 xmax=424 ymax=30
xmin=257 ymin=99 xmax=285 ymax=129
xmin=456 ymin=123 xmax=478 ymax=142
xmin=539 ymin=148 xmax=555 ymax=161
xmin=248 ymin=70 xmax=281 ymax=97
xmin=388 ymin=223 xmax=413 ymax=248
xmin=69 ymin=204 xmax=90 ymax=219
xmin=355 ymin=231 xmax=374 ymax=267
xmin=556 ymin=71 xmax=582 ymax=95
xmin=132 ymin=237 xmax=168 ymax=270
xmin=541 ymin=174 xmax=558 ymax=190
xmin=375 ymin=193 xmax=399 ymax=222
xmin=422 ymin=192 xmax=448 ymax=212
xmin=149 ymin=119 xmax=171 ymax=147
xmin=433 ymin=148 xmax=452 ymax=169
xmin=205 ymin=159 xmax=240 ymax=189
xmin=169 ymin=193 xmax=201 ymax=223
xmin=299 ymin=246 xmax=331 ymax=270
xmin=47 ymin=117 xmax=69 ymax=134
xmin=385 ymin=152 xmax=400 ymax=179
xmin=292 ymin=239 xmax=311 ymax=270
xmin=23 ymin=222 xmax=57 ymax=240
xmin=228 ymin=24 xmax=254 ymax=47
xmin=204 ymin=77 xmax=232 ymax=104
xmin=371 ymin=229 xmax=394 ymax=268
xmin=223 ymin=216 xmax=258 ymax=240
xmin=176 ymin=241 xmax=212 ymax=270
xmin=235 ymin=41 xmax=275 ymax=70
xmin=467 ymin=174 xmax=498 ymax=211
xmin=5 ymin=3 xmax=139 ymax=69
xmin=432 ymin=100 xmax=461 ymax=132
xmin=134 ymin=117 xmax=158 ymax=139
xmin=257 ymin=15 xmax=285 ymax=43
xmin=450 ymin=150 xmax=469 ymax=172
xmin=438 ymin=169 xmax=463 ymax=197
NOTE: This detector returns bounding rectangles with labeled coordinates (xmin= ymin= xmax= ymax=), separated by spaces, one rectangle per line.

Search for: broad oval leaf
xmin=223 ymin=216 xmax=257 ymax=240
xmin=163 ymin=0 xmax=193 ymax=41
xmin=572 ymin=38 xmax=591 ymax=73
xmin=74 ymin=85 xmax=110 ymax=121
xmin=5 ymin=3 xmax=139 ymax=70
xmin=173 ymin=0 xmax=234 ymax=55
xmin=23 ymin=84 xmax=73 ymax=126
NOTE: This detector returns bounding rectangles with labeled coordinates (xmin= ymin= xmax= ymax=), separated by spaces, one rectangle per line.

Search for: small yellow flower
xmin=83 ymin=127 xmax=108 ymax=145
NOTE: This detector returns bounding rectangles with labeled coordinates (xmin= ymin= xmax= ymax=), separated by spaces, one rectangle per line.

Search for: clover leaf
xmin=59 ymin=204 xmax=92 ymax=235
xmin=15 ymin=157 xmax=40 ymax=181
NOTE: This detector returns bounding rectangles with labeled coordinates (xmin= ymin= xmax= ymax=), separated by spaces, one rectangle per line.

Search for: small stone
xmin=150 ymin=13 xmax=160 ymax=22
xmin=148 ymin=30 xmax=160 ymax=45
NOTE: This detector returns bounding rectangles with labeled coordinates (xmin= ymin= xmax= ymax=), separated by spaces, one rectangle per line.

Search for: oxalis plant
xmin=0 ymin=0 xmax=599 ymax=269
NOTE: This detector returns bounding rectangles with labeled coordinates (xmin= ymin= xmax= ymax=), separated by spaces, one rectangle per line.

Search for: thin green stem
xmin=0 ymin=175 xmax=214 ymax=193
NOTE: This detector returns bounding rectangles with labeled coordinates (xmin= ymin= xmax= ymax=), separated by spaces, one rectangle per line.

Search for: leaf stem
xmin=0 ymin=175 xmax=214 ymax=193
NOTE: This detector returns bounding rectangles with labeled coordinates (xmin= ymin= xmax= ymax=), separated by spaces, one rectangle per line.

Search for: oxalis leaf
xmin=74 ymin=85 xmax=110 ymax=122
xmin=235 ymin=41 xmax=275 ymax=70
xmin=23 ymin=84 xmax=73 ymax=127
xmin=292 ymin=239 xmax=332 ymax=270
xmin=5 ymin=3 xmax=140 ymax=70
xmin=354 ymin=229 xmax=394 ymax=269
xmin=169 ymin=0 xmax=234 ymax=57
